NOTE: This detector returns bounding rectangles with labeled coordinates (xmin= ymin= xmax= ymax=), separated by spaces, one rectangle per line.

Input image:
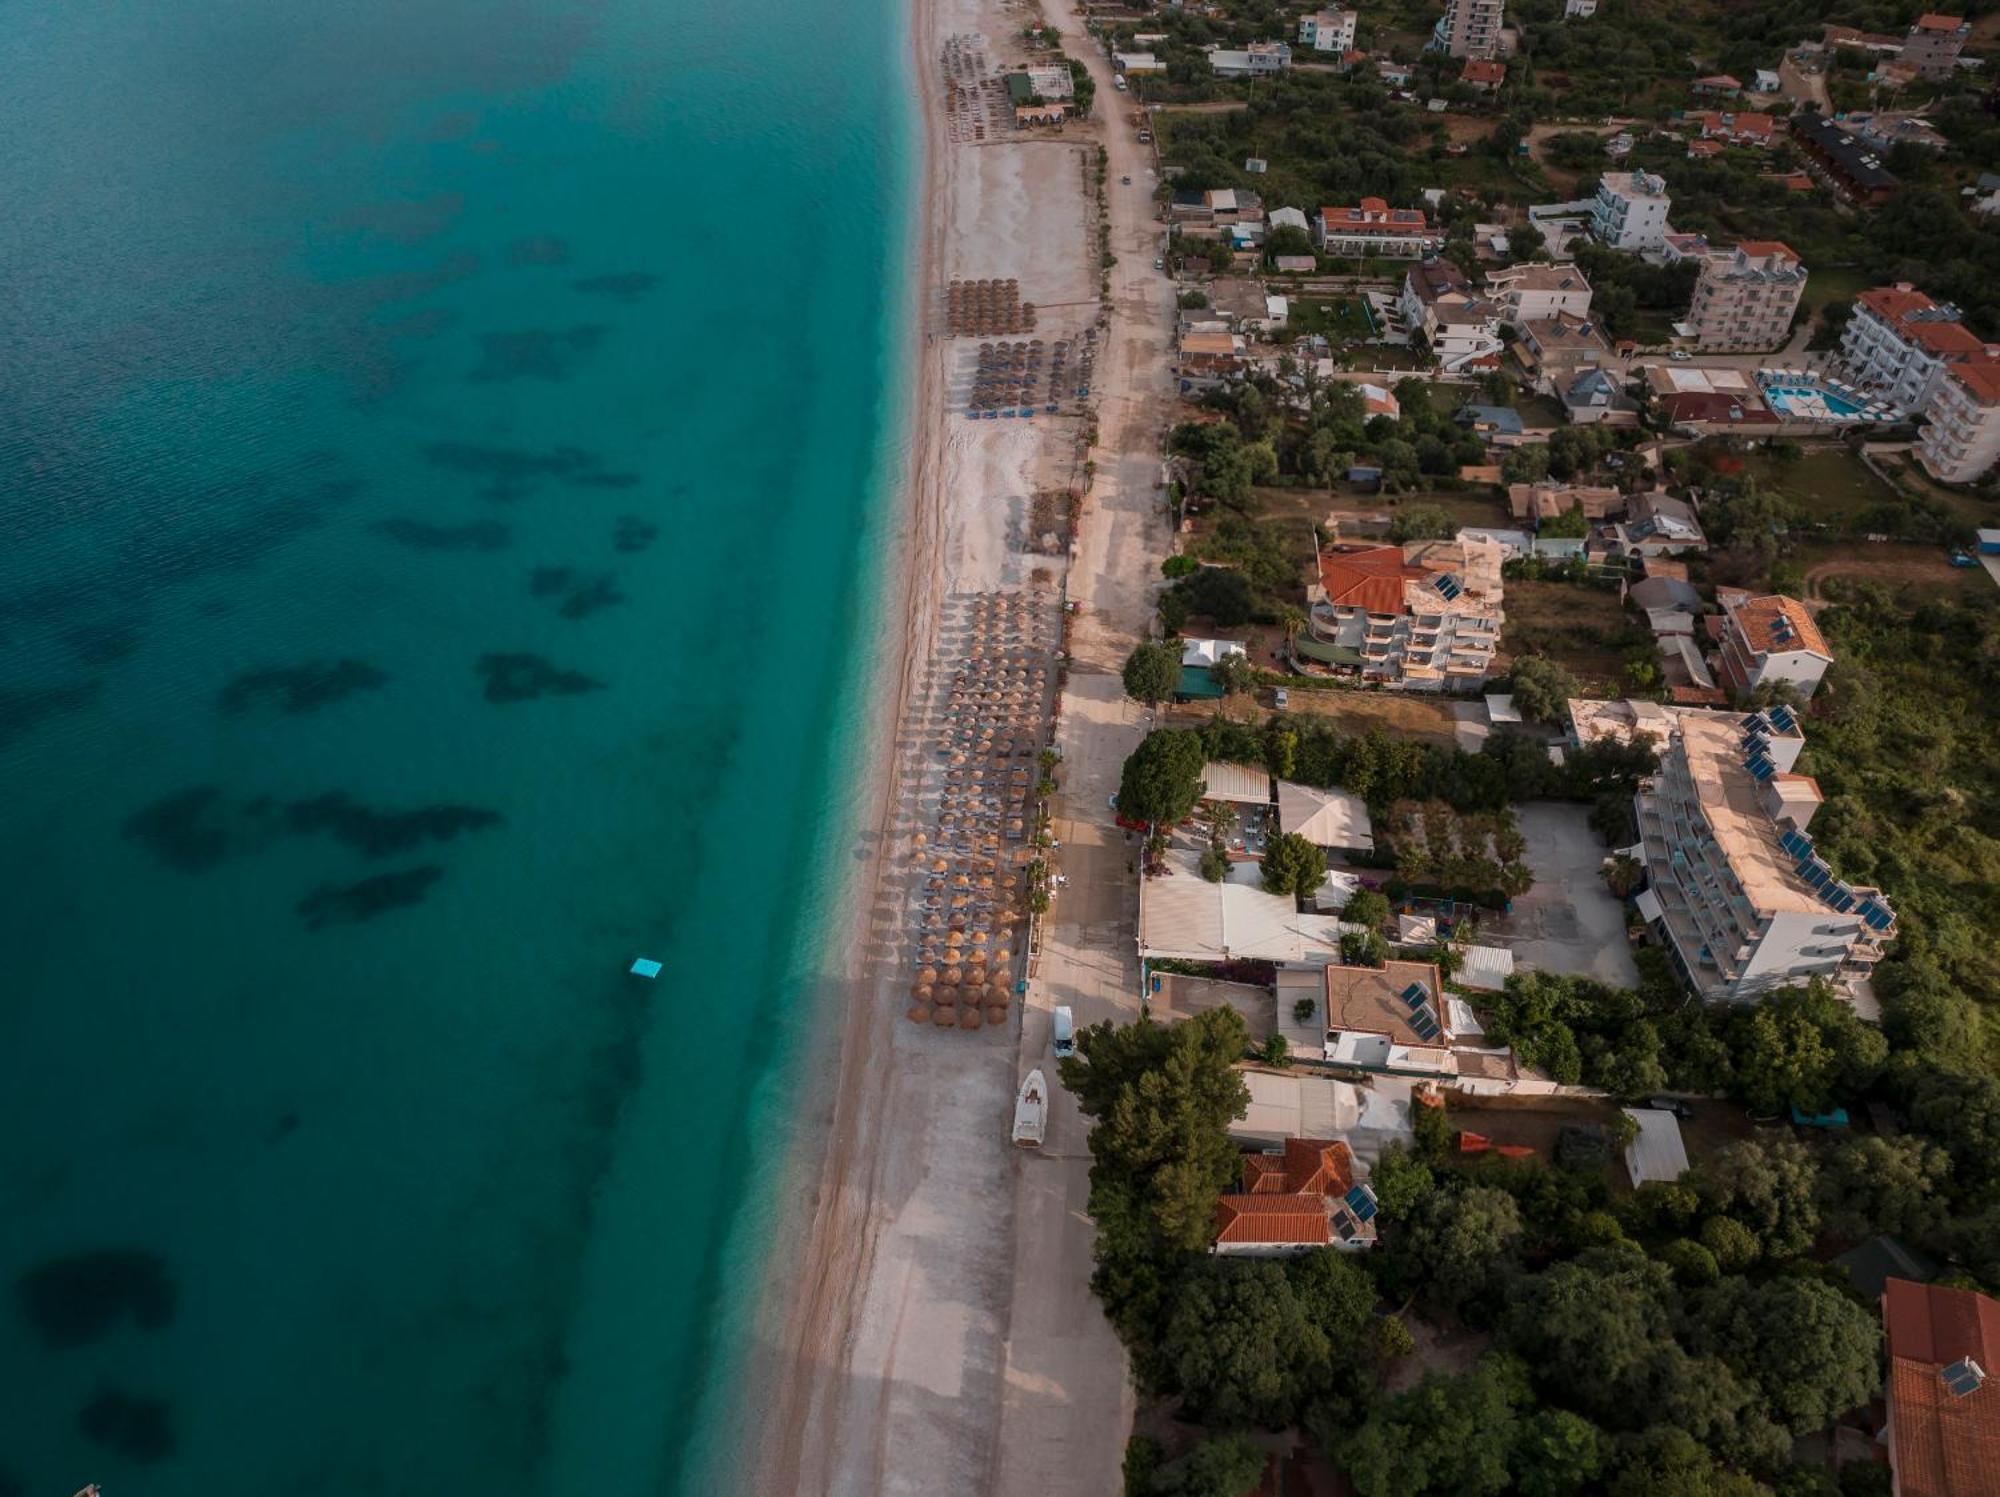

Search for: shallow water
xmin=0 ymin=1 xmax=909 ymax=1492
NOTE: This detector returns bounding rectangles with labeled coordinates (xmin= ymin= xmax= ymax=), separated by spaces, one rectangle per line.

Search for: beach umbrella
xmin=961 ymin=1005 xmax=984 ymax=1031
xmin=986 ymin=1004 xmax=1009 ymax=1026
xmin=933 ymin=1003 xmax=958 ymax=1028
xmin=907 ymin=1004 xmax=932 ymax=1025
xmin=918 ymin=966 xmax=938 ymax=985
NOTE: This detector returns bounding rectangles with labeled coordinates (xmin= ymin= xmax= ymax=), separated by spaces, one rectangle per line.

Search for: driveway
xmin=1490 ymin=802 xmax=1640 ymax=988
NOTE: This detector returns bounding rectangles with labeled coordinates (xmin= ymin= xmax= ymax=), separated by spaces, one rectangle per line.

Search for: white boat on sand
xmin=1013 ymin=1068 xmax=1048 ymax=1148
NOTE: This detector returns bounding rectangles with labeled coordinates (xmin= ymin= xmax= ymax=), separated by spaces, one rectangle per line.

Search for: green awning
xmin=1292 ymin=637 xmax=1365 ymax=667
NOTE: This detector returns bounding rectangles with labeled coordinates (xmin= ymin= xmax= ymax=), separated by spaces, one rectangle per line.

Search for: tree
xmin=1117 ymin=730 xmax=1207 ymax=827
xmin=1287 ymin=1248 xmax=1377 ymax=1345
xmin=1336 ymin=1357 xmax=1535 ymax=1497
xmin=1699 ymin=1215 xmax=1762 ymax=1273
xmin=1146 ymin=1434 xmax=1266 ymax=1497
xmin=1161 ymin=1259 xmax=1328 ymax=1427
xmin=1690 ymin=1276 xmax=1883 ymax=1433
xmin=1391 ymin=502 xmax=1458 ymax=542
xmin=1369 ymin=1144 xmax=1436 ymax=1218
xmin=1725 ymin=983 xmax=1886 ymax=1116
xmin=1605 ymin=853 xmax=1644 ymax=898
xmin=1062 ymin=1010 xmax=1252 ymax=1355
xmin=1390 ymin=1185 xmax=1523 ymax=1315
xmin=1211 ymin=650 xmax=1258 ymax=697
xmin=1501 ymin=1249 xmax=1675 ymax=1422
xmin=1697 ymin=1137 xmax=1820 ymax=1261
xmin=1342 ymin=887 xmax=1391 ymax=929
xmin=1608 ymin=1426 xmax=1767 ymax=1497
xmin=1261 ymin=830 xmax=1325 ymax=900
xmin=1123 ymin=641 xmax=1182 ymax=706
xmin=1814 ymin=1134 xmax=1950 ymax=1243
xmin=1514 ymin=1408 xmax=1605 ymax=1497
xmin=1509 ymin=656 xmax=1580 ymax=725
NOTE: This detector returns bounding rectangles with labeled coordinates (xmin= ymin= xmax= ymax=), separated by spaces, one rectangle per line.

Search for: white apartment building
xmin=1714 ymin=593 xmax=1833 ymax=700
xmin=1591 ymin=171 xmax=1671 ymax=252
xmin=1431 ymin=0 xmax=1505 ymax=58
xmin=1302 ymin=537 xmax=1505 ymax=690
xmin=1917 ymin=361 xmax=2000 ymax=485
xmin=1484 ymin=261 xmax=1593 ymax=327
xmin=1685 ymin=241 xmax=1807 ymax=353
xmin=1209 ymin=41 xmax=1291 ymax=77
xmin=1634 ymin=706 xmax=1897 ymax=1003
xmin=1399 ymin=258 xmax=1503 ymax=372
xmin=1297 ymin=8 xmax=1357 ymax=52
xmin=1841 ymin=284 xmax=1994 ymax=416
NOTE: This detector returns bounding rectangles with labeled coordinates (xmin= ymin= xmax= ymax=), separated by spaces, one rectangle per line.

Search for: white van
xmin=1053 ymin=1005 xmax=1076 ymax=1058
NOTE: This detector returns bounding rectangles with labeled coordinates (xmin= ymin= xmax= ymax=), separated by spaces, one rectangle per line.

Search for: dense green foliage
xmin=1122 ymin=641 xmax=1182 ymax=706
xmin=1260 ymin=830 xmax=1326 ymax=900
xmin=1116 ymin=729 xmax=1209 ymax=828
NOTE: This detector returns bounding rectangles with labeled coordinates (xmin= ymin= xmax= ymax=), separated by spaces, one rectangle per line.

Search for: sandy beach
xmin=741 ymin=0 xmax=1174 ymax=1490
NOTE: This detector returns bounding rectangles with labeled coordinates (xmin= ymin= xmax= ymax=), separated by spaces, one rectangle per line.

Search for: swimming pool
xmin=1762 ymin=382 xmax=1869 ymax=419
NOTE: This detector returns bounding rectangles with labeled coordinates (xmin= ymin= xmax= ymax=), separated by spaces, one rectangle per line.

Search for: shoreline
xmin=731 ymin=0 xmax=951 ymax=1481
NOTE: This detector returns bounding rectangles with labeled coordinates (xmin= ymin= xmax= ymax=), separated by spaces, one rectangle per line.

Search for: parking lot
xmin=1484 ymin=802 xmax=1641 ymax=988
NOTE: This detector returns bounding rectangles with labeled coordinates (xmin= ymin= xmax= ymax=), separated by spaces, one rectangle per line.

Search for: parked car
xmin=1670 ymin=349 xmax=1692 ymax=362
xmin=1647 ymin=1096 xmax=1695 ymax=1120
xmin=1121 ymin=175 xmax=1131 ymax=184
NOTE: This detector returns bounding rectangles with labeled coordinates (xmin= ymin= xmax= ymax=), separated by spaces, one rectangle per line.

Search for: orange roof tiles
xmin=1214 ymin=1193 xmax=1332 ymax=1246
xmin=1461 ymin=60 xmax=1506 ymax=84
xmin=1885 ymin=1278 xmax=2000 ymax=1497
xmin=1860 ymin=285 xmax=1942 ymax=322
xmin=1947 ymin=360 xmax=2000 ymax=404
xmin=1321 ymin=201 xmax=1429 ymax=231
xmin=1913 ymin=12 xmax=1966 ymax=30
xmin=1910 ymin=321 xmax=1990 ymax=356
xmin=1738 ymin=239 xmax=1799 ymax=260
xmin=1318 ymin=544 xmax=1426 ymax=615
xmin=1730 ymin=594 xmax=1831 ymax=659
xmin=1244 ymin=1137 xmax=1354 ymax=1196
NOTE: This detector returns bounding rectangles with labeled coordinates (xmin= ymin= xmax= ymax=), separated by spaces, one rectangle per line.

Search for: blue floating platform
xmin=629 ymin=957 xmax=663 ymax=979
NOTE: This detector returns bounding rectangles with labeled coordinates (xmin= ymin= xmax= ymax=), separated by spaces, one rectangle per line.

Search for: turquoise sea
xmin=0 ymin=1 xmax=910 ymax=1493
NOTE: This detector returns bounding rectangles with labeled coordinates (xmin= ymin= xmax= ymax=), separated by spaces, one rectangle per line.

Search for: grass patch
xmin=1500 ymin=579 xmax=1646 ymax=689
xmin=1747 ymin=447 xmax=1899 ymax=524
xmin=1285 ymin=297 xmax=1375 ymax=342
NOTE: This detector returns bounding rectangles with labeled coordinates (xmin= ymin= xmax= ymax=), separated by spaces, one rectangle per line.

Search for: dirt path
xmin=988 ymin=26 xmax=1180 ymax=1497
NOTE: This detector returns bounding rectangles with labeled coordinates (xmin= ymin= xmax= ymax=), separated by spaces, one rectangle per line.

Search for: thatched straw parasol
xmin=961 ymin=1006 xmax=985 ymax=1031
xmin=932 ymin=1003 xmax=958 ymax=1027
xmin=908 ymin=1004 xmax=932 ymax=1024
xmin=985 ymin=1003 xmax=1009 ymax=1026
xmin=918 ymin=966 xmax=938 ymax=985
xmin=942 ymin=965 xmax=964 ymax=986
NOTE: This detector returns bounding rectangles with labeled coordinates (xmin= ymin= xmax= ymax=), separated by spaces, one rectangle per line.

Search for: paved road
xmin=989 ymin=31 xmax=1177 ymax=1497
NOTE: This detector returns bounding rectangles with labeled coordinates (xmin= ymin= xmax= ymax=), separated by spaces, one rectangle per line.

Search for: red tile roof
xmin=1885 ymin=1278 xmax=2000 ymax=1497
xmin=1242 ymin=1137 xmax=1355 ymax=1196
xmin=1913 ymin=13 xmax=1966 ymax=31
xmin=1729 ymin=593 xmax=1830 ymax=659
xmin=1214 ymin=1193 xmax=1332 ymax=1246
xmin=1859 ymin=285 xmax=1941 ymax=323
xmin=1461 ymin=60 xmax=1506 ymax=84
xmin=1320 ymin=199 xmax=1429 ymax=233
xmin=1911 ymin=321 xmax=1990 ymax=356
xmin=1946 ymin=360 xmax=2000 ymax=404
xmin=1737 ymin=239 xmax=1799 ymax=261
xmin=1318 ymin=544 xmax=1426 ymax=615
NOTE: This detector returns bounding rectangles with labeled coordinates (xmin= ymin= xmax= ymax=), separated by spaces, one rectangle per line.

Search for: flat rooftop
xmin=1679 ymin=712 xmax=1826 ymax=915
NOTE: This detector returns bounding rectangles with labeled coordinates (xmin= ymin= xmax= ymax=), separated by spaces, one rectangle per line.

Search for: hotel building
xmin=1685 ymin=242 xmax=1807 ymax=353
xmin=1634 ymin=707 xmax=1896 ymax=1002
xmin=1916 ymin=360 xmax=2000 ymax=485
xmin=1300 ymin=537 xmax=1504 ymax=690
